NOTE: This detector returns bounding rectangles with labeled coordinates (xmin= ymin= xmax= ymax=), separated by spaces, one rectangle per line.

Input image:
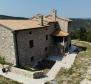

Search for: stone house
xmin=0 ymin=10 xmax=72 ymax=68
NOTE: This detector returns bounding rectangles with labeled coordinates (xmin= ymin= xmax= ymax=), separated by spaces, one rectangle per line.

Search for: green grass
xmin=0 ymin=75 xmax=22 ymax=84
xmin=0 ymin=56 xmax=11 ymax=65
xmin=56 ymin=40 xmax=91 ymax=84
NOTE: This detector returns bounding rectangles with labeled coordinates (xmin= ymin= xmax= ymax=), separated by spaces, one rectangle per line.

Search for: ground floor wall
xmin=48 ymin=45 xmax=62 ymax=56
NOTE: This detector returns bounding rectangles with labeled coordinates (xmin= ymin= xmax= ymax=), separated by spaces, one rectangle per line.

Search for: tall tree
xmin=79 ymin=27 xmax=87 ymax=41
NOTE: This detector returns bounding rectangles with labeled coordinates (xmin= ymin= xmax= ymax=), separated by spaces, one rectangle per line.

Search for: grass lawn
xmin=0 ymin=75 xmax=22 ymax=84
xmin=56 ymin=40 xmax=91 ymax=84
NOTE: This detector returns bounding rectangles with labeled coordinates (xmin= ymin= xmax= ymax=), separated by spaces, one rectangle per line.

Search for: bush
xmin=33 ymin=72 xmax=45 ymax=79
xmin=0 ymin=57 xmax=6 ymax=65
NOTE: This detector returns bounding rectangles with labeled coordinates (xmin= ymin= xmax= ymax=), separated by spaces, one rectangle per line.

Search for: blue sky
xmin=0 ymin=0 xmax=91 ymax=18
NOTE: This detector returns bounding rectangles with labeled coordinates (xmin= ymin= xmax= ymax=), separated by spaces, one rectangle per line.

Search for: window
xmin=46 ymin=35 xmax=48 ymax=40
xmin=29 ymin=31 xmax=32 ymax=34
xmin=45 ymin=47 xmax=48 ymax=51
xmin=29 ymin=40 xmax=34 ymax=48
xmin=31 ymin=56 xmax=34 ymax=62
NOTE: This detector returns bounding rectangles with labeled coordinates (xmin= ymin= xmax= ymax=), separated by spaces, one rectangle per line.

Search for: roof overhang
xmin=53 ymin=30 xmax=69 ymax=37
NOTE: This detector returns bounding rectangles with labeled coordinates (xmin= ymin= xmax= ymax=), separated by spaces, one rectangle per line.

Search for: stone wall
xmin=16 ymin=24 xmax=55 ymax=67
xmin=56 ymin=18 xmax=71 ymax=51
xmin=56 ymin=18 xmax=69 ymax=32
xmin=0 ymin=26 xmax=16 ymax=65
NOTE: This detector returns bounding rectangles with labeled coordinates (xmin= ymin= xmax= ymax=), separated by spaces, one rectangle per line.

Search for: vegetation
xmin=56 ymin=40 xmax=91 ymax=84
xmin=0 ymin=75 xmax=22 ymax=84
xmin=71 ymin=28 xmax=91 ymax=42
xmin=70 ymin=18 xmax=91 ymax=42
xmin=0 ymin=57 xmax=6 ymax=65
xmin=0 ymin=56 xmax=11 ymax=65
xmin=71 ymin=18 xmax=91 ymax=31
xmin=0 ymin=15 xmax=28 ymax=19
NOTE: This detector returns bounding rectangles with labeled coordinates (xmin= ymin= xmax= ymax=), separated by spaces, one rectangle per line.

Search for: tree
xmin=79 ymin=27 xmax=87 ymax=41
xmin=86 ymin=30 xmax=91 ymax=42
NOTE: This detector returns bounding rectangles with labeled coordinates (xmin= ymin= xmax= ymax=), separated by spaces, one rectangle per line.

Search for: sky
xmin=0 ymin=0 xmax=91 ymax=18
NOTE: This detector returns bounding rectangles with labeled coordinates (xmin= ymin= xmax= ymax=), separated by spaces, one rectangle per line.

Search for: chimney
xmin=51 ymin=9 xmax=57 ymax=21
xmin=38 ymin=15 xmax=44 ymax=26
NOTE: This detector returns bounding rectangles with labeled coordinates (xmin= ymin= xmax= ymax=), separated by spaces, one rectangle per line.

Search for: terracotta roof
xmin=0 ymin=14 xmax=71 ymax=31
xmin=0 ymin=20 xmax=47 ymax=31
xmin=53 ymin=30 xmax=69 ymax=36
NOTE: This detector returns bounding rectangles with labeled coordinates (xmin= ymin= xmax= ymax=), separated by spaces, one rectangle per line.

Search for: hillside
xmin=70 ymin=18 xmax=91 ymax=31
xmin=0 ymin=15 xmax=28 ymax=20
xmin=70 ymin=18 xmax=91 ymax=42
xmin=56 ymin=40 xmax=91 ymax=84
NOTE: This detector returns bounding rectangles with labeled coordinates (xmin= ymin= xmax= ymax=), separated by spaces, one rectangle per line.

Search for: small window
xmin=29 ymin=31 xmax=32 ymax=34
xmin=31 ymin=56 xmax=34 ymax=62
xmin=45 ymin=47 xmax=48 ymax=51
xmin=29 ymin=40 xmax=34 ymax=48
xmin=46 ymin=35 xmax=48 ymax=40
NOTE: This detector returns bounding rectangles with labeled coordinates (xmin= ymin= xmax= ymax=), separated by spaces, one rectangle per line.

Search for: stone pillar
xmin=63 ymin=37 xmax=65 ymax=55
xmin=51 ymin=9 xmax=57 ymax=21
xmin=38 ymin=15 xmax=44 ymax=26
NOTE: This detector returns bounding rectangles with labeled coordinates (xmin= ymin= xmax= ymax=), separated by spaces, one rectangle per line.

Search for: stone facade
xmin=0 ymin=26 xmax=16 ymax=65
xmin=16 ymin=24 xmax=55 ymax=67
xmin=56 ymin=18 xmax=69 ymax=32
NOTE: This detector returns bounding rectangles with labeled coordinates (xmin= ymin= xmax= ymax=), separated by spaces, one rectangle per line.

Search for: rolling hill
xmin=0 ymin=15 xmax=28 ymax=20
xmin=70 ymin=18 xmax=91 ymax=31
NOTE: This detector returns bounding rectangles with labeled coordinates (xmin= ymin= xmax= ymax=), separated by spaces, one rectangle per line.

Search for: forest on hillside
xmin=70 ymin=18 xmax=91 ymax=31
xmin=0 ymin=15 xmax=28 ymax=19
xmin=71 ymin=18 xmax=91 ymax=42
